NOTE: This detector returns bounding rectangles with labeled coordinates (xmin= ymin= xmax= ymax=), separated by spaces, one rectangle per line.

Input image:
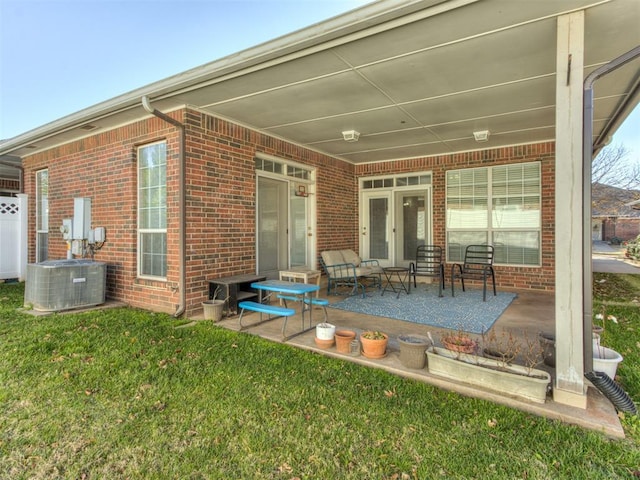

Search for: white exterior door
xmin=360 ymin=183 xmax=432 ymax=268
xmin=361 ymin=191 xmax=392 ymax=267
xmin=394 ymin=190 xmax=431 ymax=267
xmin=256 ymin=172 xmax=314 ymax=278
xmin=257 ymin=176 xmax=289 ymax=278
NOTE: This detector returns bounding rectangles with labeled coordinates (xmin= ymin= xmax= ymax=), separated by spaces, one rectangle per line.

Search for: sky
xmin=0 ymin=0 xmax=638 ymax=163
xmin=0 ymin=0 xmax=369 ymax=139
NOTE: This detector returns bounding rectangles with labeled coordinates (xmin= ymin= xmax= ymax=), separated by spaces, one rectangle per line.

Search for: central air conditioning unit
xmin=24 ymin=259 xmax=107 ymax=312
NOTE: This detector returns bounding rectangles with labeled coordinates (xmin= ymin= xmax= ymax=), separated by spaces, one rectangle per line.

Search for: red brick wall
xmin=22 ymin=113 xmax=183 ymax=314
xmin=183 ymin=111 xmax=356 ymax=312
xmin=0 ymin=178 xmax=20 ymax=192
xmin=355 ymin=143 xmax=556 ymax=292
xmin=22 ymin=108 xmax=356 ymax=316
xmin=21 ymin=108 xmax=554 ymax=317
xmin=602 ymin=218 xmax=640 ymax=242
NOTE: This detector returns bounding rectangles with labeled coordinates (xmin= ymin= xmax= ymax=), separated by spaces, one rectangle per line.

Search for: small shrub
xmin=625 ymin=234 xmax=640 ymax=260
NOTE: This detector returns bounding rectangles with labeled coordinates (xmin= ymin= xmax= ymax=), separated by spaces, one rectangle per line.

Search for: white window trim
xmin=35 ymin=169 xmax=48 ymax=263
xmin=137 ymin=141 xmax=167 ymax=280
xmin=446 ymin=162 xmax=541 ymax=267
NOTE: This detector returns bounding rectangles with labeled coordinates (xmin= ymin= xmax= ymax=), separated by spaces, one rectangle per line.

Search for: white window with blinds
xmin=446 ymin=162 xmax=541 ymax=266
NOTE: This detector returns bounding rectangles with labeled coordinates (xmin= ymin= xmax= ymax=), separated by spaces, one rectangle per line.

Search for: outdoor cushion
xmin=321 ymin=250 xmax=346 ymax=267
xmin=320 ymin=248 xmax=382 ymax=297
xmin=354 ymin=265 xmax=383 ymax=277
xmin=341 ymin=249 xmax=361 ymax=267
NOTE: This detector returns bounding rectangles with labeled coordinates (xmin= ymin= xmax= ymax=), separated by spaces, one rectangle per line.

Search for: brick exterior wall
xmin=21 ymin=108 xmax=554 ymax=317
xmin=355 ymin=143 xmax=556 ymax=292
xmin=602 ymin=218 xmax=640 ymax=242
xmin=22 ymin=114 xmax=183 ymax=313
xmin=183 ymin=111 xmax=356 ymax=313
xmin=0 ymin=178 xmax=20 ymax=193
xmin=21 ymin=108 xmax=356 ymax=316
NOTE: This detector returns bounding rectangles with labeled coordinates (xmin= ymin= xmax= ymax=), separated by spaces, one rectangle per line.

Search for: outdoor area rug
xmin=328 ymin=285 xmax=517 ymax=334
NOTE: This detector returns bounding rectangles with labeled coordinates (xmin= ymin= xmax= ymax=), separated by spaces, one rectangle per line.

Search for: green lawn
xmin=1 ymin=278 xmax=639 ymax=479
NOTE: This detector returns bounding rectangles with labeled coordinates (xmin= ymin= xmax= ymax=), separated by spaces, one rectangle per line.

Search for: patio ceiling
xmin=1 ymin=0 xmax=639 ymax=164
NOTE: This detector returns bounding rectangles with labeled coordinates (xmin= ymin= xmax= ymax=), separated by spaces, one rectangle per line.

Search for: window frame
xmin=35 ymin=169 xmax=49 ymax=263
xmin=445 ymin=162 xmax=541 ymax=267
xmin=137 ymin=141 xmax=168 ymax=280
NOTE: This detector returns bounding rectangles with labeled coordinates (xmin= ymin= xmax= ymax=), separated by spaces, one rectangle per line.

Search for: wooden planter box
xmin=426 ymin=347 xmax=551 ymax=404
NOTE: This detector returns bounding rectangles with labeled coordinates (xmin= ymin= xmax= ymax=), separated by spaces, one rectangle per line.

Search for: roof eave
xmin=0 ymin=0 xmax=460 ymax=156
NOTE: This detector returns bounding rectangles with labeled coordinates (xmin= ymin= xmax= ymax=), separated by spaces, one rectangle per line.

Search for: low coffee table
xmin=382 ymin=267 xmax=410 ymax=298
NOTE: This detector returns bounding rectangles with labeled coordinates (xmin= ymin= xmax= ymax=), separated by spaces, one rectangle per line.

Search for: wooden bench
xmin=238 ymin=301 xmax=295 ymax=330
xmin=277 ymin=294 xmax=329 ymax=322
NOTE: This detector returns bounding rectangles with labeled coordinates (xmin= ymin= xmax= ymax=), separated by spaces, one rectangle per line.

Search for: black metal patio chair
xmin=450 ymin=244 xmax=496 ymax=301
xmin=408 ymin=245 xmax=445 ymax=297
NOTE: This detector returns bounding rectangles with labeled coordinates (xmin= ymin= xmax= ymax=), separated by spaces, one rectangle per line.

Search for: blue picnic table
xmin=238 ymin=280 xmax=320 ymax=340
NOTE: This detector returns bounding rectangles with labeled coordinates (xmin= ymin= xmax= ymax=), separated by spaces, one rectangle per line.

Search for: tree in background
xmin=592 ymin=143 xmax=640 ymax=242
xmin=592 ymin=143 xmax=640 ymax=190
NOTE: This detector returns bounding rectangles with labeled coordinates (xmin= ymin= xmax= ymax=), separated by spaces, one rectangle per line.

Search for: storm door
xmin=255 ymin=156 xmax=315 ymax=278
xmin=257 ymin=176 xmax=288 ymax=278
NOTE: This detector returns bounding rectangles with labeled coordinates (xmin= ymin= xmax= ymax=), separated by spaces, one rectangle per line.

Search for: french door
xmin=361 ymin=188 xmax=431 ymax=267
xmin=257 ymin=175 xmax=312 ymax=278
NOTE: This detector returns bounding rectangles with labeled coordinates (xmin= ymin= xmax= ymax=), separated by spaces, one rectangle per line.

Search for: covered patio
xmin=200 ymin=281 xmax=624 ymax=438
xmin=2 ymin=0 xmax=638 ymax=424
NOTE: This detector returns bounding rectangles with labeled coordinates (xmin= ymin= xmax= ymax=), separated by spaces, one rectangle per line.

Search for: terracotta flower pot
xmin=442 ymin=335 xmax=477 ymax=354
xmin=360 ymin=331 xmax=388 ymax=359
xmin=335 ymin=330 xmax=356 ymax=353
xmin=314 ymin=337 xmax=335 ymax=349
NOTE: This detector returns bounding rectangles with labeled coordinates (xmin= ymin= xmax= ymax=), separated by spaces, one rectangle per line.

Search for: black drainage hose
xmin=585 ymin=371 xmax=638 ymax=415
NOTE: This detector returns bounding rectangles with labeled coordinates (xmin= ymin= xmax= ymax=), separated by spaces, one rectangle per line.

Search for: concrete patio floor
xmin=201 ymin=280 xmax=625 ymax=439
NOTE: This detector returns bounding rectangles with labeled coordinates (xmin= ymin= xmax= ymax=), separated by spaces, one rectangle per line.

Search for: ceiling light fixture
xmin=342 ymin=130 xmax=360 ymax=142
xmin=473 ymin=130 xmax=490 ymax=142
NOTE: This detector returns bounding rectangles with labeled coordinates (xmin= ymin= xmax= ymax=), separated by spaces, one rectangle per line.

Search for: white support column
xmin=554 ymin=11 xmax=587 ymax=408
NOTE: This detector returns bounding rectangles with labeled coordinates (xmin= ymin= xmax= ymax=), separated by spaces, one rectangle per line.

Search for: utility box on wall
xmin=73 ymin=197 xmax=91 ymax=240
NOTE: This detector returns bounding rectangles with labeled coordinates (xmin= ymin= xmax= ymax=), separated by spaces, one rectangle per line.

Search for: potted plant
xmin=592 ymin=309 xmax=624 ymax=378
xmin=593 ymin=343 xmax=623 ymax=378
xmin=202 ymin=286 xmax=228 ymax=322
xmin=360 ymin=331 xmax=388 ymax=359
xmin=335 ymin=329 xmax=357 ymax=354
xmin=398 ymin=334 xmax=430 ymax=369
xmin=538 ymin=332 xmax=555 ymax=367
xmin=315 ymin=322 xmax=336 ymax=349
xmin=426 ymin=329 xmax=551 ymax=404
xmin=482 ymin=328 xmax=519 ymax=365
xmin=441 ymin=330 xmax=477 ymax=354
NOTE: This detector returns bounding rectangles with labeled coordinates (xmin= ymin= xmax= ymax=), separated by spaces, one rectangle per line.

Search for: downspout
xmin=141 ymin=96 xmax=187 ymax=318
xmin=583 ymin=45 xmax=640 ymax=372
xmin=0 ymin=159 xmax=24 ymax=193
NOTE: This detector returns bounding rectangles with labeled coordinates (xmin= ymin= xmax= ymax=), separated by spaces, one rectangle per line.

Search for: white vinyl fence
xmin=0 ymin=194 xmax=28 ymax=280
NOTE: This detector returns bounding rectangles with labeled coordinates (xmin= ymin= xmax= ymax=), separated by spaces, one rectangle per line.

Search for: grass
xmin=593 ymin=273 xmax=640 ymax=420
xmin=1 ymin=279 xmax=640 ymax=479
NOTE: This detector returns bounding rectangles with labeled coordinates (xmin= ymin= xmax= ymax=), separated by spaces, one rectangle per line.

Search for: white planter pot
xmin=426 ymin=347 xmax=551 ymax=404
xmin=593 ymin=346 xmax=623 ymax=378
xmin=315 ymin=323 xmax=336 ymax=340
xmin=202 ymin=300 xmax=225 ymax=321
